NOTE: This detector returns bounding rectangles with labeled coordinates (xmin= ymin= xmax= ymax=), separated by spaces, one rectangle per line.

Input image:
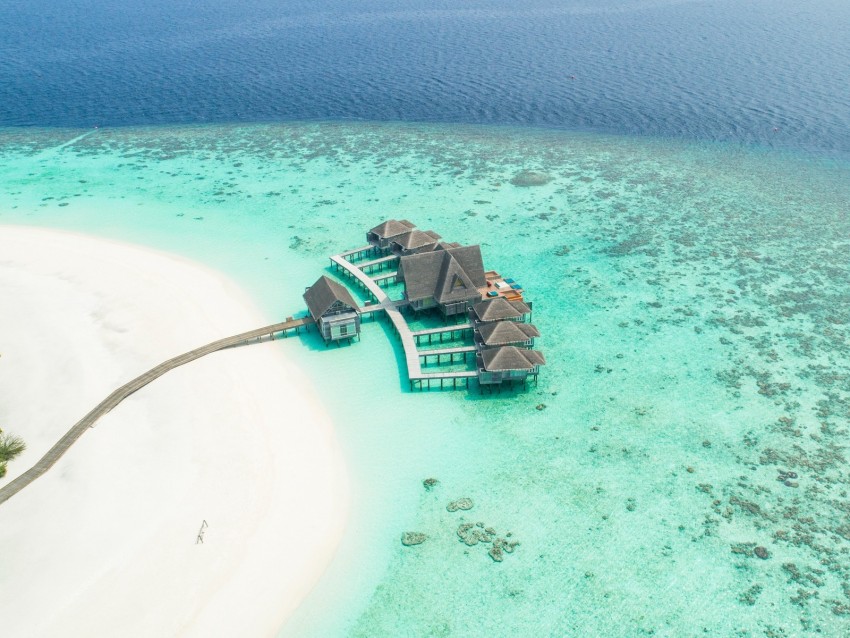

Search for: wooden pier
xmin=0 ymin=316 xmax=313 ymax=507
xmin=411 ymin=324 xmax=473 ymax=344
xmin=339 ymin=245 xmax=375 ymax=261
xmin=409 ymin=371 xmax=476 ymax=391
xmin=358 ymin=254 xmax=397 ymax=273
xmin=418 ymin=345 xmax=477 ymax=364
xmin=372 ymin=270 xmax=398 ymax=286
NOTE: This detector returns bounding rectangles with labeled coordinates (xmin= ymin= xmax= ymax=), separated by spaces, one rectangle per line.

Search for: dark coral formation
xmin=739 ymin=584 xmax=763 ymax=606
xmin=509 ymin=170 xmax=552 ymax=187
xmin=446 ymin=498 xmax=474 ymax=512
xmin=731 ymin=542 xmax=759 ymax=558
xmin=488 ymin=537 xmax=520 ymax=563
xmin=457 ymin=522 xmax=495 ymax=546
xmin=401 ymin=532 xmax=427 ymax=546
xmin=456 ymin=522 xmax=519 ymax=562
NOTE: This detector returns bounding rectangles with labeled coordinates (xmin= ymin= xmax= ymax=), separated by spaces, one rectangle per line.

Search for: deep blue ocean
xmin=2 ymin=0 xmax=849 ymax=156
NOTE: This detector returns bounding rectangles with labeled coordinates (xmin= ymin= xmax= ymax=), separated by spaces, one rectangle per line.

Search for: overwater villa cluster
xmin=304 ymin=219 xmax=545 ymax=391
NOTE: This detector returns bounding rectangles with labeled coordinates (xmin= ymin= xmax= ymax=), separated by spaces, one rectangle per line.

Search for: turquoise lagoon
xmin=2 ymin=122 xmax=850 ymax=637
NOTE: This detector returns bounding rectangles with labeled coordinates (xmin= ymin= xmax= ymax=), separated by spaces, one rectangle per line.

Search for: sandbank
xmin=0 ymin=225 xmax=348 ymax=637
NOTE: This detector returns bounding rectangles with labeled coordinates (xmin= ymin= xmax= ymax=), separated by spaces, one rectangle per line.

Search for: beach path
xmin=0 ymin=316 xmax=312 ymax=506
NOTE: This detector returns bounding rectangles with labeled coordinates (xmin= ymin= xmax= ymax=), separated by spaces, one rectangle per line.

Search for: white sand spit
xmin=0 ymin=226 xmax=348 ymax=637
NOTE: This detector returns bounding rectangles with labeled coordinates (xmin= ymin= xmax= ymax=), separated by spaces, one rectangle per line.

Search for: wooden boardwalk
xmin=358 ymin=254 xmax=397 ymax=272
xmin=330 ymin=255 xmax=390 ymax=303
xmin=412 ymin=323 xmax=473 ymax=344
xmin=419 ymin=345 xmax=477 ymax=365
xmin=419 ymin=345 xmax=476 ymax=357
xmin=0 ymin=316 xmax=313 ymax=507
xmin=339 ymin=245 xmax=374 ymax=260
xmin=372 ymin=270 xmax=398 ymax=285
xmin=411 ymin=370 xmax=476 ymax=391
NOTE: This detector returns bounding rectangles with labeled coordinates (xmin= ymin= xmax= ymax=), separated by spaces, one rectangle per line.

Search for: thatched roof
xmin=432 ymin=255 xmax=473 ymax=304
xmin=368 ymin=219 xmax=416 ymax=239
xmin=303 ymin=275 xmax=359 ymax=321
xmin=477 ymin=321 xmax=540 ymax=345
xmin=480 ymin=346 xmax=546 ymax=371
xmin=391 ymin=229 xmax=442 ymax=251
xmin=472 ymin=297 xmax=530 ymax=322
xmin=510 ymin=299 xmax=532 ymax=315
xmin=400 ymin=245 xmax=486 ymax=302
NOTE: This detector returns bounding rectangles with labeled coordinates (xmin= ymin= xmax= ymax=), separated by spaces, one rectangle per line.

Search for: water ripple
xmin=0 ymin=0 xmax=848 ymax=156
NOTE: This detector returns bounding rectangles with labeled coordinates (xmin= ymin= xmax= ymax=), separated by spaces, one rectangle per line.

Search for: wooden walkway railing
xmin=0 ymin=316 xmax=312 ymax=507
xmin=411 ymin=323 xmax=473 ymax=344
xmin=339 ymin=244 xmax=374 ymax=260
xmin=358 ymin=254 xmax=397 ymax=272
xmin=419 ymin=345 xmax=476 ymax=359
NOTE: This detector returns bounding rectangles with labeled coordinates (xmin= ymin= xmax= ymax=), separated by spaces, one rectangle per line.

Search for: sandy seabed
xmin=0 ymin=226 xmax=348 ymax=637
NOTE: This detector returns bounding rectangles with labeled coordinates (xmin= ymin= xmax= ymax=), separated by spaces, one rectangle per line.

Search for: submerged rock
xmin=738 ymin=584 xmax=763 ymax=606
xmin=401 ymin=532 xmax=427 ymax=546
xmin=457 ymin=522 xmax=495 ymax=546
xmin=510 ymin=170 xmax=552 ymax=187
xmin=447 ymin=498 xmax=474 ymax=512
xmin=423 ymin=477 xmax=439 ymax=491
xmin=489 ymin=537 xmax=520 ymax=562
xmin=754 ymin=546 xmax=770 ymax=560
xmin=730 ymin=542 xmax=757 ymax=557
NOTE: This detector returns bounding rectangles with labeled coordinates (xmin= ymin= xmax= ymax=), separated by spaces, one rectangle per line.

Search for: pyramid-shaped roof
xmin=480 ymin=346 xmax=546 ymax=371
xmin=477 ymin=321 xmax=540 ymax=345
xmin=391 ymin=229 xmax=442 ymax=250
xmin=400 ymin=245 xmax=486 ymax=302
xmin=303 ymin=275 xmax=359 ymax=321
xmin=472 ymin=297 xmax=530 ymax=322
xmin=510 ymin=299 xmax=532 ymax=315
xmin=368 ymin=219 xmax=416 ymax=239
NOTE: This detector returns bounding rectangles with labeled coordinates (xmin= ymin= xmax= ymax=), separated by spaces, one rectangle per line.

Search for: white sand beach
xmin=0 ymin=226 xmax=348 ymax=637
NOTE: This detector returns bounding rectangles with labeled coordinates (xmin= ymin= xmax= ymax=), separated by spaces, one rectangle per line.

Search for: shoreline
xmin=0 ymin=225 xmax=349 ymax=636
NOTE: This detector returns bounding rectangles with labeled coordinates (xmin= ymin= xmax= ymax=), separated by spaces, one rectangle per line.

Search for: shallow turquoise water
xmin=2 ymin=122 xmax=850 ymax=636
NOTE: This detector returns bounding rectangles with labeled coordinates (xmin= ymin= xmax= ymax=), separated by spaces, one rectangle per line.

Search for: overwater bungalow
xmin=476 ymin=346 xmax=546 ymax=385
xmin=470 ymin=297 xmax=532 ymax=323
xmin=303 ymin=275 xmax=361 ymax=344
xmin=474 ymin=320 xmax=540 ymax=349
xmin=328 ymin=222 xmax=546 ymax=390
xmin=389 ymin=229 xmax=442 ymax=256
xmin=398 ymin=244 xmax=486 ymax=317
xmin=366 ymin=219 xmax=416 ymax=250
